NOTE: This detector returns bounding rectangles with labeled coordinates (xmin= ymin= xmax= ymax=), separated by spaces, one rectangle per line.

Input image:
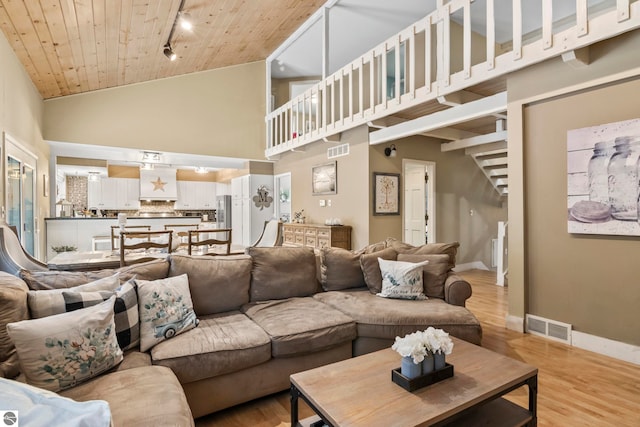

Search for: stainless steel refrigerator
xmin=216 ymin=195 xmax=232 ymax=229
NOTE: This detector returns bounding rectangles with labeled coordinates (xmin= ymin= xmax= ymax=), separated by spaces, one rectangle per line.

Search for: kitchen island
xmin=45 ymin=216 xmax=210 ymax=261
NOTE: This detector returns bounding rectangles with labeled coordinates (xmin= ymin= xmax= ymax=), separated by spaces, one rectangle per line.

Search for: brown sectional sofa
xmin=0 ymin=240 xmax=482 ymax=424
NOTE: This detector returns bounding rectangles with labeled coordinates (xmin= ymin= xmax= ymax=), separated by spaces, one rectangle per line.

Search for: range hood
xmin=139 ymin=168 xmax=178 ymax=201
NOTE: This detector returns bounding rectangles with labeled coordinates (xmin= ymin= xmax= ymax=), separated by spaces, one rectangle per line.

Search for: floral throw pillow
xmin=377 ymin=258 xmax=429 ymax=300
xmin=136 ymin=274 xmax=199 ymax=352
xmin=6 ymin=297 xmax=123 ymax=392
xmin=61 ymin=280 xmax=140 ymax=351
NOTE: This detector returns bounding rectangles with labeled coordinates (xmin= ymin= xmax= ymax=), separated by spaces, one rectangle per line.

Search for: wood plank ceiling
xmin=0 ymin=0 xmax=326 ymax=100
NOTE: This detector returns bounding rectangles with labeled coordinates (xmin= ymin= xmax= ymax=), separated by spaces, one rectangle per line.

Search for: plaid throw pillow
xmin=61 ymin=281 xmax=139 ymax=351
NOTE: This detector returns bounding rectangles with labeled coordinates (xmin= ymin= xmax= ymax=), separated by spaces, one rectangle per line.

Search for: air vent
xmin=327 ymin=143 xmax=350 ymax=159
xmin=526 ymin=314 xmax=572 ymax=344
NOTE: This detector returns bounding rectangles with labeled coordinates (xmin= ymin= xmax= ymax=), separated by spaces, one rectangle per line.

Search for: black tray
xmin=391 ymin=363 xmax=454 ymax=392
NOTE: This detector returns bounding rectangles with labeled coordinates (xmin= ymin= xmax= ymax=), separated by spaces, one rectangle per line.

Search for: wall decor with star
xmin=139 ymin=168 xmax=178 ymax=200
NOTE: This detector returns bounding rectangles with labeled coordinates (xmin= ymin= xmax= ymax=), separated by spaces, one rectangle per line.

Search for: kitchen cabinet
xmin=231 ymin=174 xmax=274 ymax=247
xmin=175 ymin=181 xmax=216 ymax=209
xmin=88 ymin=178 xmax=139 ymax=210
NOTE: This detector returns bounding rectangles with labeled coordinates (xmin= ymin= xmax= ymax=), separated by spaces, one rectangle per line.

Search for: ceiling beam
xmin=368 ymin=117 xmax=478 ymax=141
xmin=442 ymin=130 xmax=508 ymax=152
xmin=369 ymin=92 xmax=507 ymax=146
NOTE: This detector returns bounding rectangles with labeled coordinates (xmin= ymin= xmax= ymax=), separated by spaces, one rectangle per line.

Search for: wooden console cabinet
xmin=283 ymin=223 xmax=352 ymax=250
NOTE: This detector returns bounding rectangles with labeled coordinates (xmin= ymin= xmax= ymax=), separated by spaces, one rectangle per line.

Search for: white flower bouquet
xmin=392 ymin=327 xmax=454 ymax=364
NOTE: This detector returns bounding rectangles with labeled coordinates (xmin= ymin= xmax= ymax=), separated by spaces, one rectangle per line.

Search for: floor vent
xmin=525 ymin=314 xmax=572 ymax=344
xmin=327 ymin=143 xmax=349 ymax=159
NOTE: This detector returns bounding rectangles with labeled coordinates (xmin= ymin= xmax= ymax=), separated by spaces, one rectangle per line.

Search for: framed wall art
xmin=312 ymin=161 xmax=337 ymax=195
xmin=567 ymin=117 xmax=640 ymax=236
xmin=373 ymin=172 xmax=400 ymax=215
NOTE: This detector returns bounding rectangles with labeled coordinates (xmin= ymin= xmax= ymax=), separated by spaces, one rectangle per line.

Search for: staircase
xmin=440 ymin=119 xmax=508 ymax=196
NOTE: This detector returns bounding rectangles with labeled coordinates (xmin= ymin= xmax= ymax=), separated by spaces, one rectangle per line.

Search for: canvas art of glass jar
xmin=608 ymin=136 xmax=640 ymax=220
xmin=588 ymin=140 xmax=615 ymax=204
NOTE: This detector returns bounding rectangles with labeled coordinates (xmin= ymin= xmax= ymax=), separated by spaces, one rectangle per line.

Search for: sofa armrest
xmin=444 ymin=273 xmax=472 ymax=307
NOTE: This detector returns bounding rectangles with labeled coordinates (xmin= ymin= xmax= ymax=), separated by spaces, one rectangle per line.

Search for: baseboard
xmin=572 ymin=331 xmax=640 ymax=366
xmin=505 ymin=315 xmax=524 ymax=333
xmin=453 ymin=261 xmax=489 ymax=272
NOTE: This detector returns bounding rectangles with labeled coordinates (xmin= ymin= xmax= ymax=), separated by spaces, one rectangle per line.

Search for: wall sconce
xmin=384 ymin=144 xmax=397 ymax=157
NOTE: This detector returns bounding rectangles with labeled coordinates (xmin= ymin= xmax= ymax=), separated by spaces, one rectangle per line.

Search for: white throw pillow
xmin=6 ymin=297 xmax=123 ymax=392
xmin=27 ymin=273 xmax=121 ymax=318
xmin=0 ymin=377 xmax=111 ymax=427
xmin=377 ymin=258 xmax=429 ymax=300
xmin=136 ymin=274 xmax=199 ymax=352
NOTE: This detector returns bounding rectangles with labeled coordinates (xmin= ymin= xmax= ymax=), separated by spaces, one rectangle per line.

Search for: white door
xmin=403 ymin=160 xmax=436 ymax=245
xmin=4 ymin=133 xmax=38 ymax=257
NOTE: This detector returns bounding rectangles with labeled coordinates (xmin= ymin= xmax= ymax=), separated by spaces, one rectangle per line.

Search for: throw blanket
xmin=0 ymin=378 xmax=111 ymax=427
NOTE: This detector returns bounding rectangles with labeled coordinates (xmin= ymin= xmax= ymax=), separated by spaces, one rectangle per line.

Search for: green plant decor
xmin=51 ymin=245 xmax=77 ymax=254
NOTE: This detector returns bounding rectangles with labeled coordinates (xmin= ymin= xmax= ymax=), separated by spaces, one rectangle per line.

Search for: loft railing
xmin=265 ymin=0 xmax=640 ymax=157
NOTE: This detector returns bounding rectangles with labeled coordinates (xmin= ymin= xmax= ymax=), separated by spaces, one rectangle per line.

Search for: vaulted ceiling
xmin=0 ymin=0 xmax=326 ymax=99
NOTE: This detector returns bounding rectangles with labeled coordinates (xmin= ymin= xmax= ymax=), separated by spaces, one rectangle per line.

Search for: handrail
xmin=265 ymin=0 xmax=640 ymax=157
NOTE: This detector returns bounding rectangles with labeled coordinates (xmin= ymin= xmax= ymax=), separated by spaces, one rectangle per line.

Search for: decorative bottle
xmin=588 ymin=141 xmax=615 ymax=204
xmin=608 ymin=136 xmax=640 ymax=220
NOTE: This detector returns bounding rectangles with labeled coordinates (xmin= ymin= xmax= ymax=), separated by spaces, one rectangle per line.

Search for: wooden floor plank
xmin=196 ymin=269 xmax=640 ymax=426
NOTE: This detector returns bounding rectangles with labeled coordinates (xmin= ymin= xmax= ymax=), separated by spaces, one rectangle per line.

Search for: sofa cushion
xmin=0 ymin=272 xmax=30 ymax=379
xmin=20 ymin=269 xmax=114 ymax=291
xmin=242 ymin=297 xmax=356 ymax=357
xmin=247 ymin=247 xmax=319 ymax=301
xmin=385 ymin=238 xmax=460 ymax=269
xmin=168 ymin=254 xmax=251 ymax=315
xmin=7 ymin=297 xmax=123 ymax=392
xmin=27 ymin=273 xmax=120 ymax=318
xmin=61 ymin=281 xmax=140 ymax=351
xmin=397 ymin=253 xmax=451 ymax=299
xmin=318 ymin=242 xmax=384 ymax=292
xmin=117 ymin=259 xmax=170 ymax=282
xmin=0 ymin=377 xmax=111 ymax=427
xmin=377 ymin=258 xmax=429 ymax=300
xmin=60 ymin=365 xmax=194 ymax=427
xmin=19 ymin=259 xmax=169 ymax=291
xmin=360 ymin=248 xmax=397 ymax=294
xmin=150 ymin=311 xmax=271 ymax=383
xmin=136 ymin=275 xmax=198 ymax=352
xmin=313 ymin=290 xmax=482 ymax=344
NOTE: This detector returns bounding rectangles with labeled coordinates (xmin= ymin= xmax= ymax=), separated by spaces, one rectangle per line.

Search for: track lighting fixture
xmin=163 ymin=44 xmax=177 ymax=61
xmin=162 ymin=0 xmax=192 ymax=61
xmin=179 ymin=12 xmax=193 ymax=31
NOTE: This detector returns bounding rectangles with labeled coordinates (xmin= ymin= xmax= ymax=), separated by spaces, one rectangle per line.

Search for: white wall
xmin=0 ymin=29 xmax=49 ymax=259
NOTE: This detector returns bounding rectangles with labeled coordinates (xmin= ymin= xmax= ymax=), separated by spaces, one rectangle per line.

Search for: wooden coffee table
xmin=290 ymin=337 xmax=537 ymax=427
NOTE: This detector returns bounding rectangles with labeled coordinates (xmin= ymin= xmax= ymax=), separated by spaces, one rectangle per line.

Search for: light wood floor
xmin=195 ymin=270 xmax=640 ymax=426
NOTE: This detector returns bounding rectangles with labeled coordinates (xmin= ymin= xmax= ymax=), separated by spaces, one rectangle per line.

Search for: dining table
xmin=47 ymin=245 xmax=246 ymax=271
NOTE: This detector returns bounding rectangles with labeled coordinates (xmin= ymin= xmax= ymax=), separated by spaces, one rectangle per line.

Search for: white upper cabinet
xmin=87 ymin=178 xmax=139 ymax=210
xmin=175 ymin=181 xmax=216 ymax=210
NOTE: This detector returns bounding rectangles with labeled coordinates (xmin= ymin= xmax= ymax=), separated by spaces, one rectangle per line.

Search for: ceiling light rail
xmin=163 ymin=0 xmax=193 ymax=61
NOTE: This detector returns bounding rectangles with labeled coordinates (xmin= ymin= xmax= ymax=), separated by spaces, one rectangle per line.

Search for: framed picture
xmin=374 ymin=172 xmax=400 ymax=215
xmin=567 ymin=117 xmax=640 ymax=236
xmin=312 ymin=161 xmax=337 ymax=195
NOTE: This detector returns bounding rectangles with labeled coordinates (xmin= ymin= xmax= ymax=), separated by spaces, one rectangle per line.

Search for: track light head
xmin=179 ymin=12 xmax=193 ymax=31
xmin=163 ymin=45 xmax=177 ymax=61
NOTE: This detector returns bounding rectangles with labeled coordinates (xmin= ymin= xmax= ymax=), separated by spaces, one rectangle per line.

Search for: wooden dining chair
xmin=119 ymin=230 xmax=173 ymax=267
xmin=164 ymin=223 xmax=199 ymax=252
xmin=187 ymin=229 xmax=232 ymax=256
xmin=110 ymin=225 xmax=151 ymax=250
